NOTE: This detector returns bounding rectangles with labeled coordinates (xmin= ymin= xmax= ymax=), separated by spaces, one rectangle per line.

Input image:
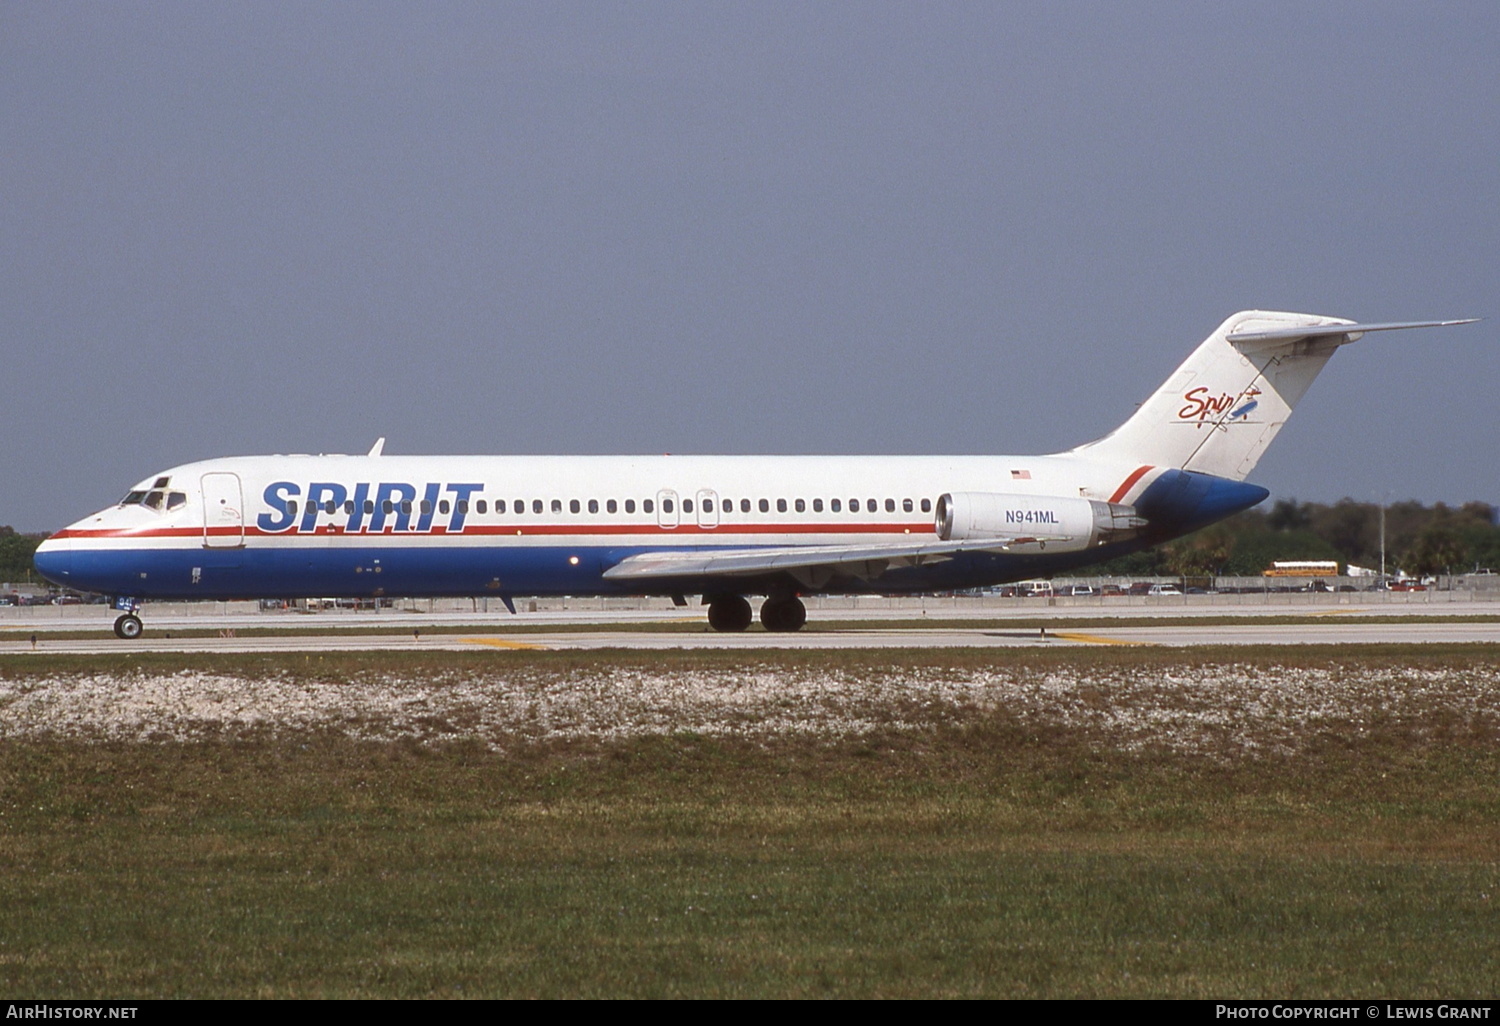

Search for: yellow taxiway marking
xmin=1305 ymin=608 xmax=1369 ymax=617
xmin=462 ymin=637 xmax=550 ymax=651
xmin=1050 ymin=631 xmax=1151 ymax=646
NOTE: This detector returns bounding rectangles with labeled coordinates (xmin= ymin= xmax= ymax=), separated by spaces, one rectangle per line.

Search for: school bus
xmin=1263 ymin=561 xmax=1340 ymax=577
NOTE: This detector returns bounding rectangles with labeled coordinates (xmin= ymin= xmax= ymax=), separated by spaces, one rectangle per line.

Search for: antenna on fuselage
xmin=368 ymin=437 xmax=386 ymax=457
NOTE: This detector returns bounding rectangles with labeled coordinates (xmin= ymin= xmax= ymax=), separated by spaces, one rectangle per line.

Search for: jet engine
xmin=935 ymin=492 xmax=1146 ymax=551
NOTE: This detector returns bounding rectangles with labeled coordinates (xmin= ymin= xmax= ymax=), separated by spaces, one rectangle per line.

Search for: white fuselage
xmin=36 ymin=451 xmax=1175 ymax=601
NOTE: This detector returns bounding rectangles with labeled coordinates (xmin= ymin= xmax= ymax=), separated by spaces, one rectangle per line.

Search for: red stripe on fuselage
xmin=52 ymin=522 xmax=936 ymax=541
xmin=1107 ymin=466 xmax=1154 ymax=505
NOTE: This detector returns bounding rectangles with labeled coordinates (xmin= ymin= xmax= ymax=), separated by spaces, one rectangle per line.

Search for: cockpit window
xmin=121 ymin=488 xmax=187 ymax=511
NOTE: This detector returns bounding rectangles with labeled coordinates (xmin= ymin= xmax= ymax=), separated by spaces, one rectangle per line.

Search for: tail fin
xmin=1071 ymin=311 xmax=1476 ymax=481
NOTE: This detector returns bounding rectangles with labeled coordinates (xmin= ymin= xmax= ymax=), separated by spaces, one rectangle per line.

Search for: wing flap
xmin=601 ymin=536 xmax=1049 ymax=582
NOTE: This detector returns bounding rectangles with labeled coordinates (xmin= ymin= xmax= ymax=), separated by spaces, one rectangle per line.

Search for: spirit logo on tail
xmin=1177 ymin=386 xmax=1262 ymax=424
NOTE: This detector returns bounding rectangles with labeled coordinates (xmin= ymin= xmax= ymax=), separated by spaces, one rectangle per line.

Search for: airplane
xmin=33 ymin=310 xmax=1476 ymax=639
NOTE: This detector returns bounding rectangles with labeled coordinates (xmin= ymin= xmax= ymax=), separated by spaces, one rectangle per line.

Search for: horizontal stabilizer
xmin=1226 ymin=318 xmax=1478 ymax=346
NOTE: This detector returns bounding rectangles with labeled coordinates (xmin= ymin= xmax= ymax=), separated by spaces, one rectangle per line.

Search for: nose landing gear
xmin=110 ymin=597 xmax=144 ymax=640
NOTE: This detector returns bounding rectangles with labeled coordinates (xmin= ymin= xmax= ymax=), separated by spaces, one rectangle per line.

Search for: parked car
xmin=1147 ymin=584 xmax=1183 ymax=596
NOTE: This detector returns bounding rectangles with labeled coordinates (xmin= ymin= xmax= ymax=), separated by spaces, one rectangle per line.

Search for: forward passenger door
xmin=200 ymin=472 xmax=245 ymax=548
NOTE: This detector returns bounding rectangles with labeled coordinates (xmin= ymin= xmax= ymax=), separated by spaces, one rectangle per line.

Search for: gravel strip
xmin=1 ymin=665 xmax=1496 ymax=755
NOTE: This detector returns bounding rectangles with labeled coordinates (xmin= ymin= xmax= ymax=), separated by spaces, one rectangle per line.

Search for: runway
xmin=4 ymin=604 xmax=1498 ymax=654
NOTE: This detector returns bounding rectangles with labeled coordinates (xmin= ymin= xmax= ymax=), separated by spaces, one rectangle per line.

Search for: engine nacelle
xmin=935 ymin=492 xmax=1146 ymax=552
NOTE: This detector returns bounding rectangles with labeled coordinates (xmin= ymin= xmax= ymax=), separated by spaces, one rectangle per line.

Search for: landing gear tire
xmin=760 ymin=595 xmax=807 ymax=633
xmin=707 ymin=595 xmax=753 ymax=632
xmin=114 ymin=614 xmax=143 ymax=640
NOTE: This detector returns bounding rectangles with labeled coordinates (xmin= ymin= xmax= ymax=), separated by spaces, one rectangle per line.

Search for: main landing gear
xmin=706 ymin=595 xmax=753 ymax=632
xmin=705 ymin=594 xmax=807 ymax=632
xmin=760 ymin=595 xmax=807 ymax=632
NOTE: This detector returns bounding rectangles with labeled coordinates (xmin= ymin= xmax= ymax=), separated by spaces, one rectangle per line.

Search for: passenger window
xmin=921 ymin=498 xmax=932 ymax=513
xmin=440 ymin=500 xmax=450 ymax=515
xmin=741 ymin=499 xmax=751 ymax=513
xmin=831 ymin=498 xmax=842 ymax=512
xmin=758 ymin=498 xmax=769 ymax=513
xmin=643 ymin=499 xmax=654 ymax=514
xmin=514 ymin=499 xmax=523 ymax=514
xmin=589 ymin=499 xmax=599 ymax=514
xmin=551 ymin=499 xmax=562 ymax=514
xmin=795 ymin=498 xmax=805 ymax=513
xmin=849 ymin=498 xmax=859 ymax=512
xmin=867 ymin=499 xmax=877 ymax=513
xmin=903 ymin=498 xmax=913 ymax=513
xmin=326 ymin=499 xmax=339 ymax=514
xmin=345 ymin=500 xmax=356 ymax=515
xmin=285 ymin=499 xmax=298 ymax=515
xmin=663 ymin=498 xmax=674 ymax=514
xmin=703 ymin=498 xmax=714 ymax=513
xmin=495 ymin=499 xmax=507 ymax=514
xmin=606 ymin=499 xmax=617 ymax=514
xmin=455 ymin=500 xmax=467 ymax=514
xmin=625 ymin=499 xmax=636 ymax=514
xmin=683 ymin=498 xmax=693 ymax=513
xmin=774 ymin=499 xmax=785 ymax=513
xmin=475 ymin=500 xmax=487 ymax=515
xmin=401 ymin=500 xmax=413 ymax=515
xmin=570 ymin=499 xmax=581 ymax=514
xmin=533 ymin=499 xmax=543 ymax=514
xmin=885 ymin=498 xmax=895 ymax=513
xmin=382 ymin=500 xmax=395 ymax=514
xmin=813 ymin=498 xmax=823 ymax=512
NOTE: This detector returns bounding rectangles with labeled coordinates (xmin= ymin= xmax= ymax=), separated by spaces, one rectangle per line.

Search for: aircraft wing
xmin=601 ymin=535 xmax=1056 ymax=587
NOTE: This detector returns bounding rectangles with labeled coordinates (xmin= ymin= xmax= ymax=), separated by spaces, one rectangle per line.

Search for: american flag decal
xmin=1011 ymin=469 xmax=1031 ymax=480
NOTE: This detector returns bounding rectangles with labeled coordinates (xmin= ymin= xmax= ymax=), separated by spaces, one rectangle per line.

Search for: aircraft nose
xmin=32 ymin=535 xmax=73 ymax=586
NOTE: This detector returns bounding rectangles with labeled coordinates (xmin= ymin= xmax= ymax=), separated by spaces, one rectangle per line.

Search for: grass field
xmin=2 ymin=646 xmax=1497 ymax=997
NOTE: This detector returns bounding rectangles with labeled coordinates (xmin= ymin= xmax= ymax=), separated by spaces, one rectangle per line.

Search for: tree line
xmin=1092 ymin=499 xmax=1500 ymax=579
xmin=0 ymin=527 xmax=48 ymax=585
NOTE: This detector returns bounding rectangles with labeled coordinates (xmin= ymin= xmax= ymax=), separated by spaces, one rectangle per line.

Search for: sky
xmin=3 ymin=1 xmax=1496 ymax=533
